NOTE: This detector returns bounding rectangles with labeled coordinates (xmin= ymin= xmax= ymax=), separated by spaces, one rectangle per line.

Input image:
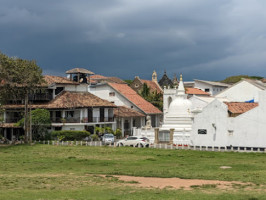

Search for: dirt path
xmin=113 ymin=175 xmax=251 ymax=190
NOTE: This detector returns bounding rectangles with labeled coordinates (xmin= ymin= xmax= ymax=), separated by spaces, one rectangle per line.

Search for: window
xmin=109 ymin=92 xmax=115 ymax=97
xmin=205 ymin=88 xmax=210 ymax=92
xmin=66 ymin=111 xmax=74 ymax=118
xmin=159 ymin=131 xmax=170 ymax=142
xmin=198 ymin=129 xmax=207 ymax=134
xmin=70 ymin=128 xmax=75 ymax=131
xmin=135 ymin=84 xmax=139 ymax=87
xmin=228 ymin=130 xmax=233 ymax=136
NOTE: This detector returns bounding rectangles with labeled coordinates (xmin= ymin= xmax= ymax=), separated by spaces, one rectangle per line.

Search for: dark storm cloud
xmin=0 ymin=0 xmax=266 ymax=80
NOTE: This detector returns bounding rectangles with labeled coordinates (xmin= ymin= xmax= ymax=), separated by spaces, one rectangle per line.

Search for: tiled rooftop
xmin=224 ymin=102 xmax=258 ymax=114
xmin=114 ymin=106 xmax=145 ymax=117
xmin=3 ymin=91 xmax=115 ymax=109
xmin=186 ymin=88 xmax=210 ymax=95
xmin=44 ymin=75 xmax=79 ymax=85
xmin=141 ymin=80 xmax=163 ymax=94
xmin=108 ymin=83 xmax=162 ymax=114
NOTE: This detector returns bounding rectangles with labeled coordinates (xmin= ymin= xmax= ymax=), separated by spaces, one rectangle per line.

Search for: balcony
xmin=29 ymin=93 xmax=53 ymax=101
xmin=51 ymin=117 xmax=114 ymax=124
xmin=5 ymin=118 xmax=22 ymax=123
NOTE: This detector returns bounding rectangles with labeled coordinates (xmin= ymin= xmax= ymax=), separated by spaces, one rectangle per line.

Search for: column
xmin=121 ymin=118 xmax=124 ymax=137
xmin=130 ymin=117 xmax=133 ymax=135
xmin=170 ymin=129 xmax=174 ymax=145
xmin=80 ymin=109 xmax=83 ymax=123
xmin=154 ymin=128 xmax=159 ymax=144
xmin=3 ymin=111 xmax=6 ymax=122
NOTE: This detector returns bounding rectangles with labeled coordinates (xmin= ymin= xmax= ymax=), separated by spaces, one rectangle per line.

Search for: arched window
xmin=168 ymin=97 xmax=172 ymax=108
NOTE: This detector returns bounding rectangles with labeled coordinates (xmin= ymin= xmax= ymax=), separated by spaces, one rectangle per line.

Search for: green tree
xmin=138 ymin=83 xmax=163 ymax=111
xmin=0 ymin=52 xmax=44 ymax=143
xmin=140 ymin=83 xmax=150 ymax=98
xmin=16 ymin=109 xmax=51 ymax=140
xmin=221 ymin=75 xmax=263 ymax=84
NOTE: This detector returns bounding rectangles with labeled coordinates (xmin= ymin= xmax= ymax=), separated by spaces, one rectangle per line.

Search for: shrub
xmin=51 ymin=130 xmax=90 ymax=141
xmin=114 ymin=128 xmax=122 ymax=139
xmin=91 ymin=134 xmax=99 ymax=141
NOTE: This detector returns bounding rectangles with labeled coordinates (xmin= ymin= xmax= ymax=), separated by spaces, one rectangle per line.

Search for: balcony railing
xmin=51 ymin=117 xmax=114 ymax=123
xmin=5 ymin=118 xmax=22 ymax=123
xmin=28 ymin=93 xmax=53 ymax=101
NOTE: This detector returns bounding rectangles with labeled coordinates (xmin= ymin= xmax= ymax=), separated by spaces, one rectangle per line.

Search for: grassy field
xmin=0 ymin=144 xmax=266 ymax=200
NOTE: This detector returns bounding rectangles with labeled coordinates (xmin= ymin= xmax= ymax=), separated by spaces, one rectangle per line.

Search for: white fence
xmin=37 ymin=140 xmax=266 ymax=153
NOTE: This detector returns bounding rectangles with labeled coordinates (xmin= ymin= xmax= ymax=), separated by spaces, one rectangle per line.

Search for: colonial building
xmin=89 ymin=82 xmax=162 ymax=136
xmin=191 ymin=90 xmax=266 ymax=148
xmin=194 ymin=79 xmax=230 ymax=96
xmin=130 ymin=71 xmax=163 ymax=94
xmin=158 ymin=71 xmax=174 ymax=88
xmin=0 ymin=68 xmax=116 ymax=140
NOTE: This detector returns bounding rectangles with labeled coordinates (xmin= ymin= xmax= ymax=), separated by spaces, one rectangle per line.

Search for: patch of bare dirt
xmin=111 ymin=175 xmax=252 ymax=190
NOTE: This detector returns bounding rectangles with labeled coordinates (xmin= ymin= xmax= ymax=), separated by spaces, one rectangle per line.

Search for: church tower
xmin=152 ymin=70 xmax=158 ymax=82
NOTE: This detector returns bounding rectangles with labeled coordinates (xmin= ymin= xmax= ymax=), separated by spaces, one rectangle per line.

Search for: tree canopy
xmin=221 ymin=75 xmax=264 ymax=84
xmin=0 ymin=52 xmax=45 ymax=143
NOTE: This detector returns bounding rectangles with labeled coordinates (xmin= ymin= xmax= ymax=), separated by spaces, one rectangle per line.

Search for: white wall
xmin=64 ymin=84 xmax=88 ymax=92
xmin=62 ymin=124 xmax=85 ymax=131
xmin=191 ymin=91 xmax=266 ymax=148
xmin=215 ymin=80 xmax=263 ymax=102
xmin=194 ymin=81 xmax=226 ymax=96
xmin=191 ymin=99 xmax=230 ymax=147
xmin=89 ymin=84 xmax=144 ymax=114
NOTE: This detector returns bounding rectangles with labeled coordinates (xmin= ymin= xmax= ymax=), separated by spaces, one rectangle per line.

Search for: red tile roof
xmin=91 ymin=75 xmax=107 ymax=79
xmin=108 ymin=83 xmax=162 ymax=114
xmin=224 ymin=102 xmax=258 ymax=114
xmin=44 ymin=75 xmax=79 ymax=85
xmin=114 ymin=106 xmax=145 ymax=117
xmin=185 ymin=88 xmax=210 ymax=95
xmin=90 ymin=75 xmax=126 ymax=84
xmin=141 ymin=80 xmax=163 ymax=94
xmin=3 ymin=91 xmax=115 ymax=109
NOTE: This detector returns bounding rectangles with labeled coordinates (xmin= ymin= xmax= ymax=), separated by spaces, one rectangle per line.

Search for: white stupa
xmin=161 ymin=74 xmax=193 ymax=144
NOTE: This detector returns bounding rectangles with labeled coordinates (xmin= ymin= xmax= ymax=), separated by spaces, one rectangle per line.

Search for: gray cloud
xmin=0 ymin=0 xmax=266 ymax=81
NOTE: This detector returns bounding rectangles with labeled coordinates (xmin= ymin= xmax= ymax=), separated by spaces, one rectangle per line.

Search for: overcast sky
xmin=1 ymin=0 xmax=266 ymax=81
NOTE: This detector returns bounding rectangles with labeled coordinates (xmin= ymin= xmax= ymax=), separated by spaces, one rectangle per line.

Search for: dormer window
xmin=109 ymin=92 xmax=115 ymax=97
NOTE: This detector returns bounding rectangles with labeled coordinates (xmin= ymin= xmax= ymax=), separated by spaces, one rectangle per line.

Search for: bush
xmin=51 ymin=130 xmax=90 ymax=141
xmin=91 ymin=134 xmax=99 ymax=141
xmin=114 ymin=128 xmax=122 ymax=139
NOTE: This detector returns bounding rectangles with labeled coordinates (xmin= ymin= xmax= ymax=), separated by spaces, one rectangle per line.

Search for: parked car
xmin=117 ymin=136 xmax=150 ymax=147
xmin=102 ymin=134 xmax=115 ymax=145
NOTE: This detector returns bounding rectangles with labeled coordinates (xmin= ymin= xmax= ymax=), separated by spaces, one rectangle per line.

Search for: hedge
xmin=51 ymin=130 xmax=90 ymax=141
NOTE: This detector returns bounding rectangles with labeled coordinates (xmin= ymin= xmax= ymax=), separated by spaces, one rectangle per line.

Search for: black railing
xmin=29 ymin=93 xmax=53 ymax=101
xmin=5 ymin=118 xmax=22 ymax=123
xmin=51 ymin=117 xmax=114 ymax=123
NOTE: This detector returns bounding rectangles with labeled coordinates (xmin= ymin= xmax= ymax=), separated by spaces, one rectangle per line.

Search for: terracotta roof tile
xmin=66 ymin=68 xmax=94 ymax=75
xmin=91 ymin=75 xmax=126 ymax=84
xmin=91 ymin=75 xmax=107 ymax=79
xmin=0 ymin=123 xmax=22 ymax=128
xmin=108 ymin=83 xmax=162 ymax=114
xmin=44 ymin=75 xmax=79 ymax=85
xmin=186 ymin=88 xmax=210 ymax=95
xmin=114 ymin=106 xmax=145 ymax=117
xmin=141 ymin=80 xmax=163 ymax=93
xmin=224 ymin=102 xmax=258 ymax=114
xmin=3 ymin=91 xmax=115 ymax=109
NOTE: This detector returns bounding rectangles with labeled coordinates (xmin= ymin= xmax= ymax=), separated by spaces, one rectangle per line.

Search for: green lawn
xmin=0 ymin=144 xmax=266 ymax=200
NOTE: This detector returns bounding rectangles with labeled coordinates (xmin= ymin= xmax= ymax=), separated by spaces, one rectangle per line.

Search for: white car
xmin=102 ymin=134 xmax=115 ymax=145
xmin=117 ymin=136 xmax=150 ymax=147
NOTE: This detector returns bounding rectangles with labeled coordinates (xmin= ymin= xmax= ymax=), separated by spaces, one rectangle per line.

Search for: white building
xmin=88 ymin=82 xmax=162 ymax=136
xmin=215 ymin=79 xmax=266 ymax=102
xmin=1 ymin=68 xmax=117 ymax=140
xmin=160 ymin=75 xmax=193 ymax=145
xmin=194 ymin=79 xmax=229 ymax=96
xmin=191 ymin=90 xmax=266 ymax=148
